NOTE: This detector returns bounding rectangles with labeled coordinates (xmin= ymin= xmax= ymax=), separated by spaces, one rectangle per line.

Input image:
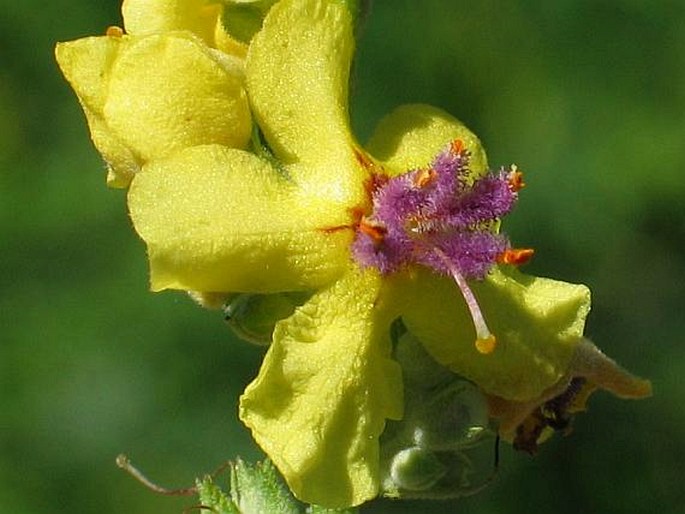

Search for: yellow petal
xmin=366 ymin=103 xmax=489 ymax=177
xmin=122 ymin=0 xmax=222 ymax=46
xmin=569 ymin=338 xmax=652 ymax=399
xmin=83 ymin=106 xmax=140 ymax=188
xmin=489 ymin=338 xmax=651 ymax=440
xmin=122 ymin=0 xmax=250 ymax=58
xmin=395 ymin=266 xmax=591 ymax=402
xmin=56 ymin=32 xmax=251 ymax=186
xmin=56 ymin=36 xmax=140 ymax=186
xmin=240 ymin=267 xmax=403 ymax=507
xmin=246 ymin=0 xmax=363 ymax=191
xmin=55 ymin=36 xmax=120 ymax=114
xmin=104 ymin=32 xmax=251 ymax=162
xmin=128 ymin=144 xmax=353 ymax=293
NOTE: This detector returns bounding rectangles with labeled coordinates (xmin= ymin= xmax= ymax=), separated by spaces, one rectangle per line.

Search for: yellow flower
xmin=57 ymin=0 xmax=651 ymax=508
xmin=55 ymin=1 xmax=252 ymax=187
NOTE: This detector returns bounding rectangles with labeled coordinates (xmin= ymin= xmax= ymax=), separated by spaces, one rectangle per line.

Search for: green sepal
xmin=196 ymin=459 xmax=360 ymax=513
xmin=230 ymin=459 xmax=302 ymax=514
xmin=221 ymin=0 xmax=279 ymax=44
xmin=224 ymin=292 xmax=310 ymax=345
xmin=380 ymin=330 xmax=497 ymax=500
xmin=196 ymin=460 xmax=300 ymax=514
xmin=197 ymin=476 xmax=240 ymax=514
xmin=386 ymin=447 xmax=448 ymax=492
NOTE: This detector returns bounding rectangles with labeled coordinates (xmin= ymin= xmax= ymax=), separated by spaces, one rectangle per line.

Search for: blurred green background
xmin=1 ymin=1 xmax=683 ymax=512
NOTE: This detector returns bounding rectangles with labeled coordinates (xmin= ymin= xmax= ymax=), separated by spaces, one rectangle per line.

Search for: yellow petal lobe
xmin=247 ymin=0 xmax=362 ymax=188
xmin=122 ymin=0 xmax=222 ymax=47
xmin=128 ymin=145 xmax=353 ymax=293
xmin=56 ymin=32 xmax=251 ymax=186
xmin=367 ymin=103 xmax=489 ymax=177
xmin=104 ymin=32 xmax=251 ymax=163
xmin=240 ymin=267 xmax=403 ymax=507
xmin=396 ymin=266 xmax=591 ymax=403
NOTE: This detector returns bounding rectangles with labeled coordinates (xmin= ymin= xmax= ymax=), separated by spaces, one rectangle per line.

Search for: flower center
xmin=351 ymin=140 xmax=532 ymax=354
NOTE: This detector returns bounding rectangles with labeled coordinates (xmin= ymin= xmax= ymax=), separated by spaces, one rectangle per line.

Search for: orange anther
xmin=349 ymin=206 xmax=366 ymax=223
xmin=498 ymin=248 xmax=535 ymax=266
xmin=450 ymin=139 xmax=465 ymax=154
xmin=413 ymin=168 xmax=437 ymax=188
xmin=358 ymin=218 xmax=386 ymax=243
xmin=508 ymin=165 xmax=526 ymax=192
xmin=106 ymin=26 xmax=124 ymax=37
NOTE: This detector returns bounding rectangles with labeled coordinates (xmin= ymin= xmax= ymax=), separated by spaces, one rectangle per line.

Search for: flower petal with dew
xmin=56 ymin=26 xmax=250 ymax=187
xmin=62 ymin=0 xmax=652 ymax=508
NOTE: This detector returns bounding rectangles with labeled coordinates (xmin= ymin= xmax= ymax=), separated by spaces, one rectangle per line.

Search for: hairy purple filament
xmin=351 ymin=141 xmax=521 ymax=353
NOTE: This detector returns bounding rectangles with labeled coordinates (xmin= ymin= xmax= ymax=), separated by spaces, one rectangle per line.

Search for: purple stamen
xmin=351 ymin=140 xmax=521 ymax=352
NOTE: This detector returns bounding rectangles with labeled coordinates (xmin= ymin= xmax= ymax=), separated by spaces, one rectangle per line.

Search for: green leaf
xmin=230 ymin=459 xmax=302 ymax=514
xmin=197 ymin=476 xmax=240 ymax=514
xmin=196 ymin=459 xmax=361 ymax=513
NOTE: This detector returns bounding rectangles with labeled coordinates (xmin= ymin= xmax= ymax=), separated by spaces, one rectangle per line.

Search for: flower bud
xmin=223 ymin=292 xmax=310 ymax=345
xmin=388 ymin=447 xmax=447 ymax=492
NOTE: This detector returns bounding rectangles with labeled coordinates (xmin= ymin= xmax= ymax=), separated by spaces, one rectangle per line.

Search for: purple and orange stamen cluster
xmin=352 ymin=140 xmax=531 ymax=354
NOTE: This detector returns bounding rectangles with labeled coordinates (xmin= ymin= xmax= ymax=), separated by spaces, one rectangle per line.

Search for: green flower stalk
xmin=56 ymin=0 xmax=651 ymax=509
